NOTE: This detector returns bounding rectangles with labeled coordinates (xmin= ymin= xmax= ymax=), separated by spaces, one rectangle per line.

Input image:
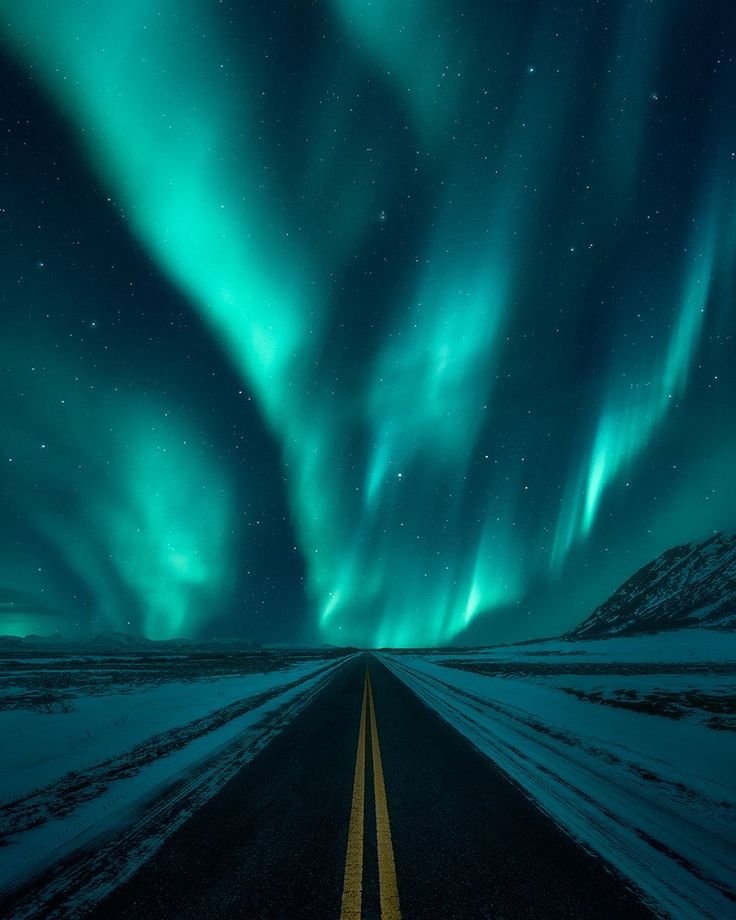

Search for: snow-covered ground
xmin=0 ymin=651 xmax=355 ymax=918
xmin=380 ymin=629 xmax=736 ymax=920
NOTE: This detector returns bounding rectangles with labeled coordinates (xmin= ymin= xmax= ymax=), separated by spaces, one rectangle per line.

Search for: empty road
xmin=90 ymin=654 xmax=654 ymax=919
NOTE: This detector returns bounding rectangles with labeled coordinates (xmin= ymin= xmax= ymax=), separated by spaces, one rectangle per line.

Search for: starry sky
xmin=0 ymin=1 xmax=734 ymax=647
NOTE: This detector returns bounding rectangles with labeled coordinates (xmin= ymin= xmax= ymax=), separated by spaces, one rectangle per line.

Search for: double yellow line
xmin=340 ymin=669 xmax=401 ymax=920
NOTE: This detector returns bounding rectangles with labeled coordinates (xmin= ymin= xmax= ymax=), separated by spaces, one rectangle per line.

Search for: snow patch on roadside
xmin=380 ymin=633 xmax=736 ymax=920
xmin=0 ymin=655 xmax=355 ymax=918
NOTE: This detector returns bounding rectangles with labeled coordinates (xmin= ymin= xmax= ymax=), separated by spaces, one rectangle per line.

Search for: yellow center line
xmin=340 ymin=670 xmax=368 ymax=920
xmin=368 ymin=671 xmax=401 ymax=920
xmin=340 ymin=666 xmax=401 ymax=920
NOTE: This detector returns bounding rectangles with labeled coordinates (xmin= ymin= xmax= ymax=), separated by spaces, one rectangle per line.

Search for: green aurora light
xmin=1 ymin=1 xmax=735 ymax=645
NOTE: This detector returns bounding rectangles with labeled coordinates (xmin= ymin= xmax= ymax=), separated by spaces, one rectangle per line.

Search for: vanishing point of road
xmin=91 ymin=654 xmax=654 ymax=919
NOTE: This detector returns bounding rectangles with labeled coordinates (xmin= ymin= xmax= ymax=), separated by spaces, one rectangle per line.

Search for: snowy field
xmin=0 ymin=648 xmax=355 ymax=918
xmin=381 ymin=630 xmax=736 ymax=920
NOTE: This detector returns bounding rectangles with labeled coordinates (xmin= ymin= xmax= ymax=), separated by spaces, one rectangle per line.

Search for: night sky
xmin=0 ymin=1 xmax=734 ymax=647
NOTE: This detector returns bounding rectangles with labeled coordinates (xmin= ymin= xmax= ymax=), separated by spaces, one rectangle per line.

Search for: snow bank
xmin=0 ymin=654 xmax=355 ymax=917
xmin=381 ymin=632 xmax=736 ymax=920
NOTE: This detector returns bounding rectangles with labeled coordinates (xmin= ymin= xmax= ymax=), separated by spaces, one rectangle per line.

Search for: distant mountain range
xmin=568 ymin=531 xmax=736 ymax=639
xmin=4 ymin=531 xmax=735 ymax=649
xmin=0 ymin=631 xmax=262 ymax=654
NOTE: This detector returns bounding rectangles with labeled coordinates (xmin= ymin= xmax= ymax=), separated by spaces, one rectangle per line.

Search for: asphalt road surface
xmin=91 ymin=654 xmax=654 ymax=919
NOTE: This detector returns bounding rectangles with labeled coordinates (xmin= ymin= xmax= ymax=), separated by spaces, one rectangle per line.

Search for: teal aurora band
xmin=0 ymin=1 xmax=734 ymax=645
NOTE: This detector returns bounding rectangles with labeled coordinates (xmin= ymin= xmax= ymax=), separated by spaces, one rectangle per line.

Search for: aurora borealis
xmin=0 ymin=1 xmax=734 ymax=646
